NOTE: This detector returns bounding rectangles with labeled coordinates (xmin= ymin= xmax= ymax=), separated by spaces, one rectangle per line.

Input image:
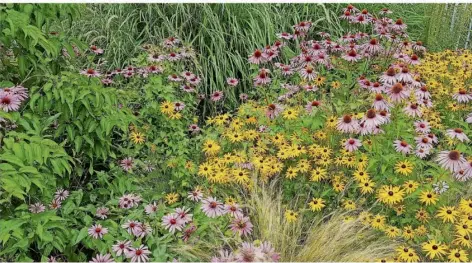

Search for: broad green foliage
xmin=0 ymin=132 xmax=72 ymax=202
xmin=0 ymin=4 xmax=84 ymax=84
xmin=28 ymin=72 xmax=134 ymax=169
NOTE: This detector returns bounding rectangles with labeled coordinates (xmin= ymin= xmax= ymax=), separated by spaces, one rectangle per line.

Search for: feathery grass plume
xmin=246 ymin=179 xmax=397 ymax=261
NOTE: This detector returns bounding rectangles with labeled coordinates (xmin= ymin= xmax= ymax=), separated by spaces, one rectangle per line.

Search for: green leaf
xmin=74 ymin=228 xmax=88 ymax=245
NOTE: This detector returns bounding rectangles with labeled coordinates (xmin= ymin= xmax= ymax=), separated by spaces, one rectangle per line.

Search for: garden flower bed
xmin=1 ymin=3 xmax=472 ymax=263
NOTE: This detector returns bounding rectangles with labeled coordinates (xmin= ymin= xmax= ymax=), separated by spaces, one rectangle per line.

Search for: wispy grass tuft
xmin=246 ymin=180 xmax=397 ymax=261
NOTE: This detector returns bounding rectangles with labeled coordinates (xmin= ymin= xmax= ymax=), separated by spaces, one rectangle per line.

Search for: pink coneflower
xmin=182 ymin=224 xmax=197 ymax=242
xmin=276 ymin=32 xmax=293 ymax=40
xmin=415 ymin=85 xmax=431 ymax=100
xmin=415 ymin=147 xmax=431 ymax=159
xmin=466 ymin=112 xmax=472 ymax=123
xmin=230 ymin=216 xmax=253 ymax=237
xmin=201 ymin=197 xmax=225 ymax=218
xmin=379 ymin=67 xmax=397 ymax=85
xmin=168 ymin=74 xmax=183 ymax=82
xmin=279 ymin=65 xmax=294 ymax=76
xmin=378 ymin=110 xmax=391 ymax=124
xmin=0 ymin=92 xmax=21 ymax=112
xmin=89 ymin=45 xmax=104 ymax=55
xmin=305 ymin=100 xmax=321 ymax=114
xmin=461 ymin=161 xmax=472 ymax=180
xmin=142 ymin=161 xmax=155 ymax=173
xmin=120 ymin=157 xmax=134 ymax=172
xmin=299 ymin=53 xmax=314 ymax=66
xmin=126 ymin=245 xmax=151 ymax=263
xmin=188 ymin=76 xmax=201 ymax=86
xmin=414 ymin=120 xmax=430 ymax=134
xmin=303 ymin=84 xmax=318 ymax=92
xmin=412 ymin=41 xmax=426 ymax=52
xmin=436 ymin=150 xmax=467 ymax=172
xmin=369 ymin=82 xmax=384 ymax=94
xmin=235 ymin=242 xmax=258 ymax=262
xmin=379 ymin=7 xmax=393 ymax=15
xmin=122 ymin=220 xmax=143 ymax=236
xmin=248 ymin=49 xmax=265 ymax=64
xmin=418 ymin=98 xmax=433 ymax=108
xmin=123 ymin=70 xmax=134 ymax=78
xmin=314 ymin=52 xmax=330 ymax=65
xmin=148 ymin=53 xmax=163 ymax=62
xmin=392 ymin=18 xmax=407 ymax=31
xmin=145 ymin=202 xmax=158 ymax=215
xmin=254 ymin=68 xmax=271 ymax=86
xmin=427 ymin=133 xmax=439 ymax=144
xmin=162 ymin=213 xmax=185 ymax=233
xmin=49 ymin=199 xmax=61 ymax=210
xmin=224 ymin=203 xmax=244 ymax=218
xmin=54 ymin=188 xmax=69 ymax=201
xmin=95 ymin=207 xmax=109 ymax=219
xmin=29 ymin=202 xmax=46 ymax=213
xmin=406 ymin=54 xmax=420 ymax=65
xmin=175 ymin=207 xmax=193 ymax=224
xmin=148 ymin=65 xmax=163 ymax=74
xmin=446 ymin=128 xmax=470 ymax=142
xmin=263 ymin=47 xmax=278 ymax=61
xmin=339 ymin=10 xmax=353 ymax=21
xmin=167 ymin=52 xmax=181 ymax=61
xmin=89 ymin=253 xmax=113 ymax=263
xmin=88 ymin=224 xmax=108 ymax=239
xmin=227 ymin=78 xmax=239 ymax=86
xmin=211 ymin=90 xmax=224 ymax=102
xmin=8 ymin=85 xmax=28 ymax=100
xmin=112 ymin=240 xmax=132 ymax=257
xmin=396 ymin=67 xmax=413 ymax=83
xmin=212 ymin=250 xmax=235 ymax=262
xmin=363 ymin=109 xmax=385 ymax=130
xmin=265 ymin=103 xmax=283 ymax=119
xmin=410 ymin=75 xmax=423 ymax=88
xmin=101 ymin=78 xmax=113 ymax=86
xmin=453 ymin=89 xmax=472 ymax=103
xmin=344 ymin=138 xmax=362 ymax=152
xmin=188 ymin=189 xmax=203 ymax=202
xmin=386 ymin=82 xmax=410 ymax=103
xmin=239 ymin=93 xmax=249 ymax=101
xmin=372 ymin=94 xmax=391 ymax=111
xmin=174 ymin=101 xmax=185 ymax=111
xmin=181 ymin=71 xmax=195 ymax=80
xmin=394 ymin=140 xmax=412 ymax=155
xmin=294 ymin=21 xmax=312 ymax=31
xmin=354 ymin=13 xmax=371 ymax=24
xmin=181 ymin=84 xmax=195 ymax=93
xmin=415 ymin=135 xmax=433 ymax=150
xmin=136 ymin=222 xmax=152 ymax=238
xmin=403 ymin=103 xmax=422 ymax=117
xmin=454 ymin=169 xmax=469 ymax=182
xmin=357 ymin=122 xmax=370 ymax=136
xmin=163 ymin=37 xmax=180 ymax=48
xmin=188 ymin=124 xmax=200 ymax=134
xmin=299 ymin=65 xmax=317 ymax=81
xmin=119 ymin=194 xmax=141 ymax=209
xmin=318 ymin=31 xmax=331 ymax=38
xmin=81 ymin=68 xmax=101 ymax=78
xmin=342 ymin=49 xmax=362 ymax=62
xmin=337 ymin=115 xmax=359 ymax=133
xmin=362 ymin=38 xmax=383 ymax=55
